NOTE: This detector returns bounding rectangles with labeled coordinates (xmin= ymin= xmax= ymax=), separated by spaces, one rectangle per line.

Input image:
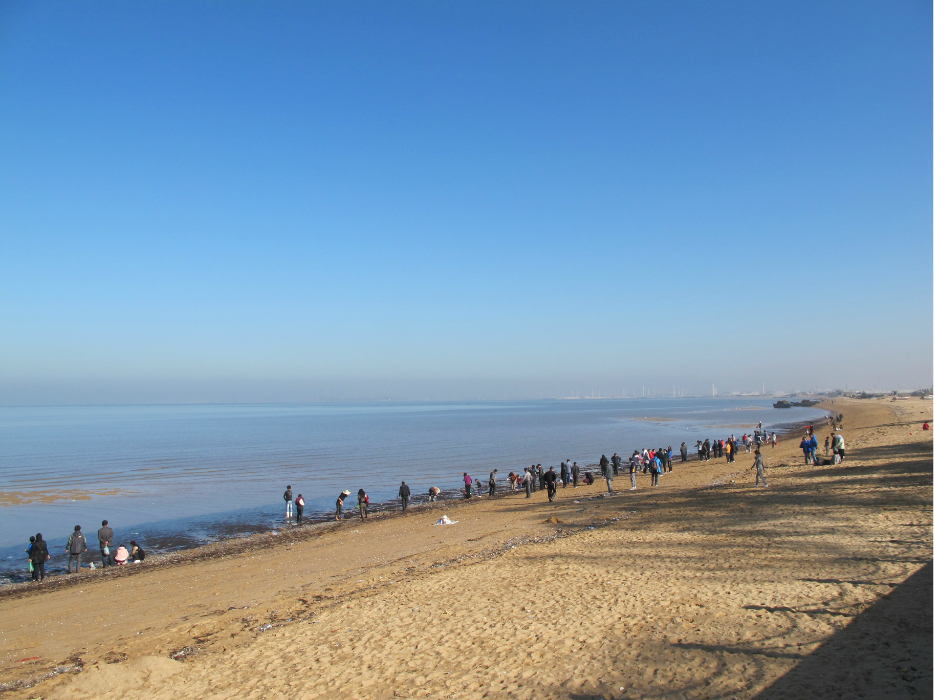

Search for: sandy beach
xmin=0 ymin=397 xmax=930 ymax=700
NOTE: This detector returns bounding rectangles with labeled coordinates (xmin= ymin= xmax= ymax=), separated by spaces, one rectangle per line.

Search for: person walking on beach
xmin=98 ymin=520 xmax=114 ymax=568
xmin=488 ymin=470 xmax=498 ymax=498
xmin=29 ymin=534 xmax=49 ymax=582
xmin=544 ymin=466 xmax=558 ymax=502
xmin=399 ymin=481 xmax=411 ymax=512
xmin=295 ymin=493 xmax=305 ymax=523
xmin=559 ymin=462 xmax=568 ymax=488
xmin=571 ymin=462 xmax=580 ymax=488
xmin=650 ymin=455 xmax=661 ymax=487
xmin=65 ymin=525 xmax=87 ymax=573
xmin=284 ymin=486 xmax=293 ymax=519
xmin=629 ymin=452 xmax=638 ymax=490
xmin=335 ymin=490 xmax=350 ymax=520
xmin=463 ymin=473 xmax=473 ymax=499
xmin=522 ymin=468 xmax=532 ymax=498
xmin=599 ymin=454 xmax=609 ymax=478
xmin=751 ymin=449 xmax=768 ymax=487
xmin=357 ymin=489 xmax=369 ymax=520
xmin=601 ymin=457 xmax=613 ymax=494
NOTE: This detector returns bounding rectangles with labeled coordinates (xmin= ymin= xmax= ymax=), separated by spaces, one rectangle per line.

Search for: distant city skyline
xmin=1 ymin=2 xmax=931 ymax=405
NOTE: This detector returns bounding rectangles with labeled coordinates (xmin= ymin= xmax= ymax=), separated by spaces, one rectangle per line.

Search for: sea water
xmin=0 ymin=398 xmax=826 ymax=582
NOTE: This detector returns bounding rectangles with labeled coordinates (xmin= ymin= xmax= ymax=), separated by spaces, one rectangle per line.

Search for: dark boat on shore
xmin=773 ymin=399 xmax=820 ymax=408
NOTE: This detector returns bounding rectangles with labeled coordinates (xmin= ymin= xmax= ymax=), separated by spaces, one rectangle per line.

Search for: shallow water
xmin=0 ymin=398 xmax=825 ymax=582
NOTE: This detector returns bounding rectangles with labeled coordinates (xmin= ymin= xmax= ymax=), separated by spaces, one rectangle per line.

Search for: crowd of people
xmin=801 ymin=416 xmax=846 ymax=465
xmin=27 ymin=417 xmax=843 ymax=582
xmin=24 ymin=519 xmax=145 ymax=583
xmin=291 ymin=425 xmax=796 ymax=524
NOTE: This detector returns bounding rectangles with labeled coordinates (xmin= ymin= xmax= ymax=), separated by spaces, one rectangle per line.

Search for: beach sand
xmin=1 ymin=397 xmax=930 ymax=699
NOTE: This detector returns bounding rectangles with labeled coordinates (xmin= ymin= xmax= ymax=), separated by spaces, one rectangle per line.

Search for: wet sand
xmin=0 ymin=489 xmax=129 ymax=507
xmin=0 ymin=397 xmax=930 ymax=699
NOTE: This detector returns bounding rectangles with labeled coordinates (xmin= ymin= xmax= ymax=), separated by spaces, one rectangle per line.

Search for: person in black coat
xmin=398 ymin=481 xmax=411 ymax=512
xmin=543 ymin=467 xmax=558 ymax=502
xmin=29 ymin=533 xmax=49 ymax=582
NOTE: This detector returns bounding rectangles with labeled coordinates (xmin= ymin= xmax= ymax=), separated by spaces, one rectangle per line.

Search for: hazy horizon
xmin=0 ymin=377 xmax=923 ymax=407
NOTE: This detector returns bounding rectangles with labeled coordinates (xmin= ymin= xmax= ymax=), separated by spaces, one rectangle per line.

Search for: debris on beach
xmin=546 ymin=516 xmax=564 ymax=524
xmin=433 ymin=515 xmax=458 ymax=525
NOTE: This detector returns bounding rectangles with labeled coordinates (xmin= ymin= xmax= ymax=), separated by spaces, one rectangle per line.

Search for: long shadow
xmin=752 ymin=561 xmax=932 ymax=699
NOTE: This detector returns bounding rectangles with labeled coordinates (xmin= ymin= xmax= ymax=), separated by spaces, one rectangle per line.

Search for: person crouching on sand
xmin=336 ymin=490 xmax=350 ymax=520
xmin=428 ymin=486 xmax=440 ymax=502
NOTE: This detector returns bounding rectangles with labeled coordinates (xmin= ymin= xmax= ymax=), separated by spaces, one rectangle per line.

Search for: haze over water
xmin=0 ymin=397 xmax=827 ymax=580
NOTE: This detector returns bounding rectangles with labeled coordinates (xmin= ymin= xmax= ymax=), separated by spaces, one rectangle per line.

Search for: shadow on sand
xmin=753 ymin=561 xmax=932 ymax=699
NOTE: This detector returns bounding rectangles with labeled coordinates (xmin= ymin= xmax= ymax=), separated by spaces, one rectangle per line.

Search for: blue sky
xmin=1 ymin=1 xmax=930 ymax=403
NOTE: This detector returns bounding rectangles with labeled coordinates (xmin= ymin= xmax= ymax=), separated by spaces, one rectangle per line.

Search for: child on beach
xmin=25 ymin=536 xmax=35 ymax=577
xmin=750 ymin=449 xmax=768 ymax=487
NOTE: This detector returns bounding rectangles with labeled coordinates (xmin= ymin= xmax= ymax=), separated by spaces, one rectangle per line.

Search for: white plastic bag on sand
xmin=433 ymin=515 xmax=458 ymax=525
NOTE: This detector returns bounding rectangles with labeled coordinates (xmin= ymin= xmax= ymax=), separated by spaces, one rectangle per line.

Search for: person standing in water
xmin=295 ymin=493 xmax=305 ymax=523
xmin=751 ymin=449 xmax=768 ymax=487
xmin=284 ymin=486 xmax=293 ymax=519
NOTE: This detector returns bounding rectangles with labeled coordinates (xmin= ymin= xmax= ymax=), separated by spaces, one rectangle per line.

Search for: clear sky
xmin=1 ymin=1 xmax=931 ymax=404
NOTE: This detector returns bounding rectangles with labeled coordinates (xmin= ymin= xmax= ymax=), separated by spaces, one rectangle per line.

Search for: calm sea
xmin=0 ymin=398 xmax=825 ymax=582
